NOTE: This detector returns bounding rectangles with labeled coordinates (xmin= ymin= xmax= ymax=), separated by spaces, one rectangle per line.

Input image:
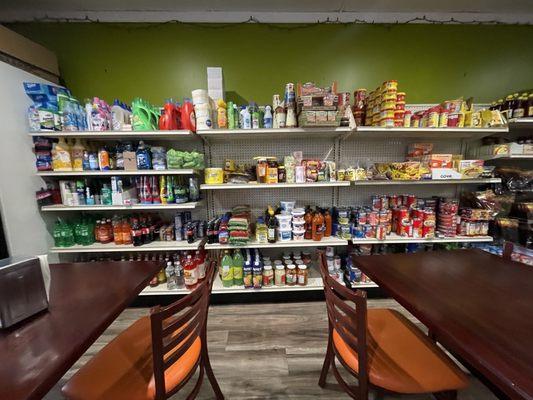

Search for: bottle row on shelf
xmin=52 ymin=212 xmax=205 ymax=248
xmin=34 ymin=136 xmax=204 ymax=173
xmin=37 ymin=176 xmax=201 ymax=209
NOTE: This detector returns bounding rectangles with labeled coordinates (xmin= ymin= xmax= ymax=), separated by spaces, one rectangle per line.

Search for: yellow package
xmin=52 ymin=137 xmax=73 ymax=171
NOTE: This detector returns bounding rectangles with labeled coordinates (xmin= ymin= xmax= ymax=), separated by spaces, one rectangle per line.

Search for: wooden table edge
xmin=354 ymin=256 xmax=532 ymax=400
xmin=28 ymin=265 xmax=155 ymax=400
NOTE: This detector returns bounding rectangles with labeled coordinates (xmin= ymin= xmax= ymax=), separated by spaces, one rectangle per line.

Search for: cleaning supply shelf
xmin=29 ymin=130 xmax=196 ymax=140
xmin=37 ymin=169 xmax=200 ymax=177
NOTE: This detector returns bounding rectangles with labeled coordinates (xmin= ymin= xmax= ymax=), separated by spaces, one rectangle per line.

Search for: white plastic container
xmin=277 ymin=229 xmax=292 ymax=241
xmin=276 ymin=214 xmax=292 ymax=231
xmin=280 ymin=201 xmax=296 ymax=213
xmin=291 ymin=208 xmax=305 ymax=223
xmin=192 ymin=89 xmax=209 ymax=105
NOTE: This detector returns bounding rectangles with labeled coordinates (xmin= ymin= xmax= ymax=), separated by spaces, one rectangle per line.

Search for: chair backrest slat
xmin=150 ymin=260 xmax=216 ymax=400
xmin=318 ymin=251 xmax=369 ymax=387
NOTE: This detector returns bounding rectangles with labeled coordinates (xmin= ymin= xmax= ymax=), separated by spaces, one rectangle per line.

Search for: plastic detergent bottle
xmin=264 ymin=106 xmax=273 ymax=128
xmin=181 ymin=98 xmax=196 ymax=132
xmin=221 ymin=250 xmax=234 ymax=287
xmin=232 ymin=250 xmax=244 ymax=286
xmin=241 ymin=106 xmax=251 ymax=129
xmin=71 ymin=138 xmax=85 ymax=171
xmin=217 ymin=99 xmax=227 ymax=129
xmin=111 ymin=99 xmax=128 ymax=131
xmin=158 ymin=99 xmax=178 ymax=130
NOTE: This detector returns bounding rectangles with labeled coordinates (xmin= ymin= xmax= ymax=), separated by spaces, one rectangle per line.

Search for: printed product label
xmin=184 ymin=268 xmax=198 ymax=285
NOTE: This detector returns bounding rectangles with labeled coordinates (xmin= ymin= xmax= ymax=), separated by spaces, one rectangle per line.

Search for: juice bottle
xmin=220 ymin=250 xmax=234 ymax=287
xmin=232 ymin=250 xmax=244 ymax=286
xmin=304 ymin=207 xmax=313 ymax=240
xmin=183 ymin=253 xmax=198 ymax=289
xmin=312 ymin=209 xmax=325 ymax=241
xmin=113 ymin=218 xmax=123 ymax=245
xmin=194 ymin=250 xmax=206 ymax=281
xmin=122 ymin=219 xmax=132 ymax=245
xmin=98 ymin=220 xmax=112 ymax=244
xmin=324 ymin=209 xmax=332 ymax=237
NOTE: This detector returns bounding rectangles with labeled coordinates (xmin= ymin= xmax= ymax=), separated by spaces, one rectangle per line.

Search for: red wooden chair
xmin=62 ymin=260 xmax=223 ymax=400
xmin=317 ymin=251 xmax=468 ymax=400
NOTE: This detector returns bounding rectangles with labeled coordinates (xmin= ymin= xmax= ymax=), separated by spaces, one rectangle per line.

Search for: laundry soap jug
xmin=159 ymin=100 xmax=179 ymax=130
xmin=111 ymin=99 xmax=132 ymax=131
xmin=181 ymin=99 xmax=196 ymax=132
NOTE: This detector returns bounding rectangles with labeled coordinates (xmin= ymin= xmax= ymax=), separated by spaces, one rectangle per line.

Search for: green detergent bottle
xmin=132 ymin=98 xmax=160 ymax=131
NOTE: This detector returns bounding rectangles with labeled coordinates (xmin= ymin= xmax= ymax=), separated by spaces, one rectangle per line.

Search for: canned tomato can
xmin=422 ymin=225 xmax=435 ymax=238
xmin=376 ymin=224 xmax=387 ymax=240
xmin=411 ymin=208 xmax=423 ymax=220
xmin=401 ymin=220 xmax=413 ymax=237
xmin=389 ymin=194 xmax=399 ymax=208
xmin=363 ymin=224 xmax=376 ymax=238
xmin=405 ymin=194 xmax=417 ymax=209
xmin=412 ymin=218 xmax=422 ymax=238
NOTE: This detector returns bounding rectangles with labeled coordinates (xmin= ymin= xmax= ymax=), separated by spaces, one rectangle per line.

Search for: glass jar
xmin=275 ymin=264 xmax=286 ymax=286
xmin=302 ymin=251 xmax=312 ymax=265
xmin=297 ymin=265 xmax=308 ymax=286
xmin=263 ymin=264 xmax=274 ymax=287
xmin=286 ymin=264 xmax=297 ymax=286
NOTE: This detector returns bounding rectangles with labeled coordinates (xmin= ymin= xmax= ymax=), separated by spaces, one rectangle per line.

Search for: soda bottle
xmin=140 ymin=215 xmax=149 ymax=244
xmin=232 ymin=250 xmax=244 ymax=285
xmin=220 ymin=250 xmax=234 ymax=287
xmin=131 ymin=217 xmax=143 ymax=247
xmin=183 ymin=253 xmax=198 ymax=290
xmin=53 ymin=220 xmax=63 ymax=247
xmin=194 ymin=250 xmax=206 ymax=281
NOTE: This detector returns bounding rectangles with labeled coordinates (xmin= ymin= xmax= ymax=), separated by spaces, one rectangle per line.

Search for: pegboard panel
xmin=208 ymin=136 xmax=336 ymax=168
xmin=210 ymin=186 xmax=335 ymax=219
xmin=338 ymin=137 xmax=462 ymax=167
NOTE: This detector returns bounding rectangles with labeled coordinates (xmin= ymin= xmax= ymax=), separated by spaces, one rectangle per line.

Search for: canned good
xmin=428 ymin=111 xmax=439 ymax=128
xmin=405 ymin=194 xmax=417 ymax=209
xmin=352 ymin=225 xmax=364 ymax=238
xmin=389 ymin=194 xmax=399 ymax=208
xmin=371 ymin=195 xmax=382 ymax=210
xmin=382 ymin=100 xmax=396 ymax=110
xmin=447 ymin=113 xmax=459 ymax=127
xmin=378 ymin=211 xmax=389 ymax=224
xmin=380 ymin=108 xmax=395 ymax=119
xmin=367 ymin=211 xmax=378 ymax=226
xmin=394 ymin=119 xmax=404 ymax=127
xmin=399 ymin=220 xmax=413 ymax=237
xmin=376 ymin=224 xmax=387 ymax=240
xmin=403 ymin=111 xmax=412 ymax=127
xmin=412 ymin=218 xmax=422 ymax=238
xmin=422 ymin=225 xmax=435 ymax=238
xmin=363 ymin=224 xmax=376 ymax=238
xmin=380 ymin=118 xmax=395 ymax=128
xmin=395 ymin=101 xmax=405 ymax=111
xmin=382 ymin=80 xmax=398 ymax=91
xmin=394 ymin=110 xmax=405 ymax=120
xmin=396 ymin=92 xmax=406 ymax=102
xmin=357 ymin=211 xmax=367 ymax=225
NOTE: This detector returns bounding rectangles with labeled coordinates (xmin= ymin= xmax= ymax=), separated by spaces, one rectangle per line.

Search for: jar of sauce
xmin=286 ymin=264 xmax=297 ymax=286
xmin=254 ymin=157 xmax=268 ymax=183
xmin=275 ymin=264 xmax=286 ymax=286
xmin=266 ymin=158 xmax=279 ymax=184
xmin=263 ymin=265 xmax=274 ymax=287
xmin=297 ymin=265 xmax=308 ymax=286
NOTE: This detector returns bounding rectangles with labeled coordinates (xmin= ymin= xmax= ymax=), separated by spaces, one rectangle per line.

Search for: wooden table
xmin=353 ymin=249 xmax=533 ymax=400
xmin=0 ymin=261 xmax=161 ymax=400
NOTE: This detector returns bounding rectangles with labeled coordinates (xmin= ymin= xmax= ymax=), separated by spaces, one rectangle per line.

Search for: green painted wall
xmin=8 ymin=22 xmax=533 ymax=105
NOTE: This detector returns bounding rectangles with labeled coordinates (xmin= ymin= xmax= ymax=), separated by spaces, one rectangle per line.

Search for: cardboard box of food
xmin=457 ymin=160 xmax=484 ymax=178
xmin=123 ymin=151 xmax=137 ymax=170
xmin=431 ymin=168 xmax=462 ymax=180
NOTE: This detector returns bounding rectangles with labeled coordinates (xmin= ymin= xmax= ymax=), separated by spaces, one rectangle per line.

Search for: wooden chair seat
xmin=62 ymin=316 xmax=201 ymax=400
xmin=333 ymin=308 xmax=468 ymax=394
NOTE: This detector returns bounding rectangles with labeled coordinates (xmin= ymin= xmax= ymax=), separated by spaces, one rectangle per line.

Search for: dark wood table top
xmin=354 ymin=249 xmax=533 ymax=400
xmin=0 ymin=261 xmax=161 ymax=400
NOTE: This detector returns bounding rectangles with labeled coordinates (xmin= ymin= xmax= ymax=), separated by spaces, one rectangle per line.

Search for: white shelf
xmin=205 ymin=237 xmax=348 ymax=250
xmin=479 ymin=154 xmax=533 ymax=161
xmin=350 ymin=178 xmax=501 ymax=186
xmin=508 ymin=118 xmax=533 ymax=130
xmin=350 ymin=234 xmax=493 ymax=245
xmin=29 ymin=130 xmax=195 ymax=140
xmin=197 ymin=126 xmax=351 ymax=139
xmin=37 ymin=169 xmax=199 ymax=177
xmin=200 ymin=181 xmax=350 ymax=190
xmin=355 ymin=126 xmax=508 ymax=139
xmin=50 ymin=240 xmax=202 ymax=253
xmin=41 ymin=201 xmax=203 ymax=212
xmin=350 ymin=282 xmax=379 ymax=289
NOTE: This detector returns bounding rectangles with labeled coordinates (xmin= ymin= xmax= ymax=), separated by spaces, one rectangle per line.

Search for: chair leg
xmin=318 ymin=337 xmax=334 ymax=388
xmin=203 ymin=352 xmax=224 ymax=399
xmin=433 ymin=390 xmax=457 ymax=400
xmin=186 ymin=365 xmax=205 ymax=400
